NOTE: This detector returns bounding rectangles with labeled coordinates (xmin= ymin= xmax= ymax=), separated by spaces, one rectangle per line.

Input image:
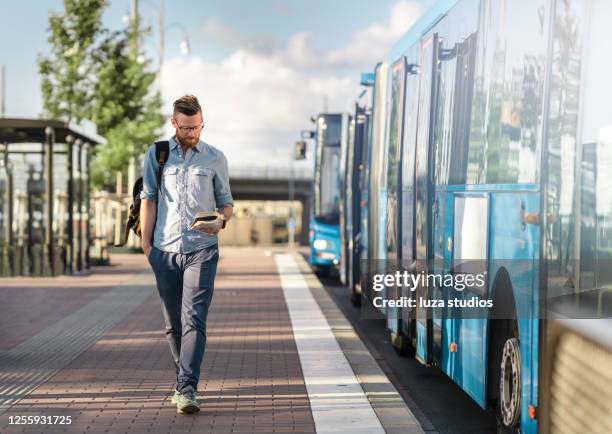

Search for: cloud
xmin=324 ymin=1 xmax=423 ymax=69
xmin=270 ymin=0 xmax=291 ymax=16
xmin=162 ymin=1 xmax=424 ymax=168
xmin=201 ymin=18 xmax=277 ymax=55
xmin=160 ymin=51 xmax=353 ymax=167
xmin=201 ymin=17 xmax=242 ymax=47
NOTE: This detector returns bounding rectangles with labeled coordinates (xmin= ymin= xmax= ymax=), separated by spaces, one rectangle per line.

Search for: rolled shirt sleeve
xmin=214 ymin=152 xmax=234 ymax=207
xmin=140 ymin=145 xmax=158 ymax=201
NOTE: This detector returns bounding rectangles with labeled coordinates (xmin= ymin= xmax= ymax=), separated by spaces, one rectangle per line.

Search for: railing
xmin=91 ymin=191 xmax=139 ymax=262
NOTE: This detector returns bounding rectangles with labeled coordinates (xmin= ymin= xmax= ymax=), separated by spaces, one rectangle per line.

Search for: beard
xmin=177 ymin=135 xmax=199 ymax=147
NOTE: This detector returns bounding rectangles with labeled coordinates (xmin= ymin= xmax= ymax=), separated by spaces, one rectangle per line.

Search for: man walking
xmin=140 ymin=95 xmax=233 ymax=414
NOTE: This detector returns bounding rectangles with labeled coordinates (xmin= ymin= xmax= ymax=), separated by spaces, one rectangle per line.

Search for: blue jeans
xmin=147 ymin=244 xmax=219 ymax=393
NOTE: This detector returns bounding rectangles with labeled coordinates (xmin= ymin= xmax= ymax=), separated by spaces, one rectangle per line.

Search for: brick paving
xmin=0 ymin=254 xmax=149 ymax=351
xmin=0 ymin=249 xmax=316 ymax=433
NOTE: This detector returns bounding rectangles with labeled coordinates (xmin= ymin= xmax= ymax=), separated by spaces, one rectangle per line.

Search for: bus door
xmin=339 ymin=113 xmax=351 ymax=286
xmin=386 ymin=57 xmax=407 ymax=337
xmin=350 ymin=104 xmax=371 ymax=293
xmin=433 ymin=31 xmax=479 ymax=368
xmin=345 ymin=114 xmax=357 ymax=290
xmin=398 ymin=43 xmax=421 ymax=347
xmin=414 ymin=31 xmax=440 ymax=365
xmin=366 ymin=63 xmax=388 ymax=305
xmin=357 ymin=103 xmax=373 ymax=296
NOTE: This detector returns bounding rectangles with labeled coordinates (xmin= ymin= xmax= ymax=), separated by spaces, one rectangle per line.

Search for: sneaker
xmin=176 ymin=390 xmax=200 ymax=414
xmin=171 ymin=390 xmax=180 ymax=404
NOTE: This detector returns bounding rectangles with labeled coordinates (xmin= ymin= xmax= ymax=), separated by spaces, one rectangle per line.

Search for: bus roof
xmin=388 ymin=0 xmax=459 ymax=61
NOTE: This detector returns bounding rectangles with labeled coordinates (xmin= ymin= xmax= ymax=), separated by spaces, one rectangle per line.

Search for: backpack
xmin=115 ymin=141 xmax=169 ymax=247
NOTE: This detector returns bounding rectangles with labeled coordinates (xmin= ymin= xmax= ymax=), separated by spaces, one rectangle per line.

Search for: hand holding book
xmin=190 ymin=211 xmax=225 ymax=234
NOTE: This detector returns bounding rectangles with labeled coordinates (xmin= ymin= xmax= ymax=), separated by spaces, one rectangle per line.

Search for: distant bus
xmin=339 ymin=0 xmax=612 ymax=432
xmin=309 ymin=114 xmax=348 ymax=275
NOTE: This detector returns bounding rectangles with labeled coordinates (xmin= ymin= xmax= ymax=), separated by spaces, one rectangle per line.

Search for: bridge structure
xmin=228 ymin=166 xmax=313 ymax=245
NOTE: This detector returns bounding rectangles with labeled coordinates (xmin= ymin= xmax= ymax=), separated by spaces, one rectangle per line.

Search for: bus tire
xmin=314 ymin=265 xmax=330 ymax=278
xmin=350 ymin=289 xmax=361 ymax=306
xmin=390 ymin=330 xmax=416 ymax=357
xmin=497 ymin=336 xmax=521 ymax=433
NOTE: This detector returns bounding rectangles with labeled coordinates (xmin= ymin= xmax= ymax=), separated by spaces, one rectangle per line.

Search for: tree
xmin=39 ymin=0 xmax=164 ymax=190
xmin=38 ymin=0 xmax=107 ymax=123
xmin=89 ymin=28 xmax=164 ymax=189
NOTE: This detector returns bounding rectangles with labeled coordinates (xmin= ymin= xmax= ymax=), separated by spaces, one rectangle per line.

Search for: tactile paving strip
xmin=0 ymin=273 xmax=155 ymax=415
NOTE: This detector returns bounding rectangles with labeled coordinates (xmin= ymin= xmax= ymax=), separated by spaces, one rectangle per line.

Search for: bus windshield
xmin=315 ymin=114 xmax=342 ymax=224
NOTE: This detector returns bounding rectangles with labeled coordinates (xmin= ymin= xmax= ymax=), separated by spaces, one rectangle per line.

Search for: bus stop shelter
xmin=0 ymin=118 xmax=105 ymax=276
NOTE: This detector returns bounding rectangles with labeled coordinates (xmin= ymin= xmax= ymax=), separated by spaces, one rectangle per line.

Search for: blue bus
xmin=339 ymin=0 xmax=612 ymax=432
xmin=365 ymin=62 xmax=390 ymax=314
xmin=338 ymin=76 xmax=374 ymax=302
xmin=309 ymin=113 xmax=349 ymax=275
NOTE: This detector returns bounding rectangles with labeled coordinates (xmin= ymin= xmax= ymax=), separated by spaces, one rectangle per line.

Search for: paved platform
xmin=0 ymin=248 xmax=422 ymax=433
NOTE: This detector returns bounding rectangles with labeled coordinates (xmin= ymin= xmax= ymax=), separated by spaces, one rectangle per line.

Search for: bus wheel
xmin=390 ymin=331 xmax=415 ymax=357
xmin=350 ymin=289 xmax=361 ymax=306
xmin=314 ymin=265 xmax=330 ymax=278
xmin=498 ymin=337 xmax=521 ymax=432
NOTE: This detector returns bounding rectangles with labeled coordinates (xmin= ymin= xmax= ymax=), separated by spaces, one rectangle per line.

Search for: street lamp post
xmin=0 ymin=65 xmax=5 ymax=117
xmin=121 ymin=0 xmax=191 ymax=201
xmin=124 ymin=0 xmax=191 ymax=76
xmin=289 ymin=141 xmax=307 ymax=247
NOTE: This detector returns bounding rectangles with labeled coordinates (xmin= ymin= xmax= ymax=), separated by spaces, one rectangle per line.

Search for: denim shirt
xmin=140 ymin=136 xmax=234 ymax=254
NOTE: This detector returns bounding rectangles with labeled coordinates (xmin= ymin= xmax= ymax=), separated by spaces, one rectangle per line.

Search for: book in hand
xmin=190 ymin=211 xmax=224 ymax=231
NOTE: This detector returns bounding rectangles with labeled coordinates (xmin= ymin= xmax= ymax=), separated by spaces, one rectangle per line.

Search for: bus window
xmin=449 ymin=33 xmax=477 ymax=185
xmin=543 ymin=0 xmax=585 ymax=310
xmin=578 ymin=0 xmax=612 ymax=312
xmin=387 ymin=58 xmax=406 ymax=192
xmin=466 ymin=1 xmax=547 ymax=185
xmin=433 ymin=32 xmax=478 ymax=186
xmin=359 ymin=108 xmax=372 ymax=193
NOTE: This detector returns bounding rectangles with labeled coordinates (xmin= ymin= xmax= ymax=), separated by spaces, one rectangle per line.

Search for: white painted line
xmin=275 ymin=254 xmax=385 ymax=434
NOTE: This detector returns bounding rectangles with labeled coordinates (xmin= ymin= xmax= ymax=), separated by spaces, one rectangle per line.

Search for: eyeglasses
xmin=174 ymin=119 xmax=204 ymax=133
xmin=177 ymin=124 xmax=204 ymax=133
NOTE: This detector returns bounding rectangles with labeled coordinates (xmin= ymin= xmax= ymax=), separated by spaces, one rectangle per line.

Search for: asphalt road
xmin=318 ymin=274 xmax=497 ymax=434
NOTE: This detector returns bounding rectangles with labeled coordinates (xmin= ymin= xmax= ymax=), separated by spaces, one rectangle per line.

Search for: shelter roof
xmin=0 ymin=118 xmax=106 ymax=145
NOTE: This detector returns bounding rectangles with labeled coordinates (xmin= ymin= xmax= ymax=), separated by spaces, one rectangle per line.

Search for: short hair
xmin=173 ymin=95 xmax=202 ymax=116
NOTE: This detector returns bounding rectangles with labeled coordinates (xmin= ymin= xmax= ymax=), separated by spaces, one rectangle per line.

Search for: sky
xmin=0 ymin=0 xmax=432 ymax=168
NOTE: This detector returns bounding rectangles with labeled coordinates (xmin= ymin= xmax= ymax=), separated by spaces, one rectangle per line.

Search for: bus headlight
xmin=313 ymin=239 xmax=330 ymax=250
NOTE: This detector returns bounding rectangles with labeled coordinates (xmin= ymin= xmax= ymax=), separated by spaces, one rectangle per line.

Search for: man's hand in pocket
xmin=143 ymin=242 xmax=153 ymax=258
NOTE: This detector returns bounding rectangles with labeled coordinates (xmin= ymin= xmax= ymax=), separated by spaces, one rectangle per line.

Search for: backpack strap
xmin=114 ymin=141 xmax=170 ymax=248
xmin=154 ymin=141 xmax=170 ymax=198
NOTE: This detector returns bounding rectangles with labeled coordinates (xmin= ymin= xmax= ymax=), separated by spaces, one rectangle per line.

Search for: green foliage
xmin=39 ymin=0 xmax=165 ymax=191
xmin=38 ymin=0 xmax=107 ymax=123
xmin=89 ymin=29 xmax=164 ymax=189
